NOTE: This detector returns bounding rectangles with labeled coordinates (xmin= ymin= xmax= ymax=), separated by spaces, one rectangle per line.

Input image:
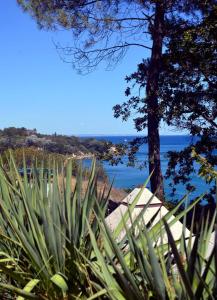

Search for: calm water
xmin=83 ymin=135 xmax=210 ymax=201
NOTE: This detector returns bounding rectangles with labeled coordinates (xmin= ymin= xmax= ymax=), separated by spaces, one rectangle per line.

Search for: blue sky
xmin=0 ymin=1 xmax=174 ymax=136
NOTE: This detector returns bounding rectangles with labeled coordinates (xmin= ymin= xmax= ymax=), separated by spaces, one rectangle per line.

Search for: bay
xmin=82 ymin=135 xmax=210 ymax=201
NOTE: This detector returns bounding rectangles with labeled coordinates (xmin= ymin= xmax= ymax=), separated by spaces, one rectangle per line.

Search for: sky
xmin=0 ymin=1 xmax=175 ymax=136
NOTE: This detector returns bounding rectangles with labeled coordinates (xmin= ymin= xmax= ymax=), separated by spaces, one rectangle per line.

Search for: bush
xmin=0 ymin=155 xmax=216 ymax=299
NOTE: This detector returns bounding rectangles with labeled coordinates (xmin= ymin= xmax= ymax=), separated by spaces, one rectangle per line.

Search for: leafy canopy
xmin=17 ymin=0 xmax=213 ymax=72
xmin=113 ymin=3 xmax=217 ymax=199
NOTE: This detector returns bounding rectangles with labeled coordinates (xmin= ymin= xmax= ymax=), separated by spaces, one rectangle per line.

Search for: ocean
xmin=83 ymin=135 xmax=211 ymax=202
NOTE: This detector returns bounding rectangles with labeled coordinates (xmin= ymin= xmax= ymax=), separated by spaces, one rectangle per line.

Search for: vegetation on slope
xmin=0 ymin=127 xmax=107 ymax=156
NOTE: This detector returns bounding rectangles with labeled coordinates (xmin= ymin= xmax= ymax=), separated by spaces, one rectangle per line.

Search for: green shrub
xmin=0 ymin=155 xmax=216 ymax=299
xmin=0 ymin=155 xmax=108 ymax=299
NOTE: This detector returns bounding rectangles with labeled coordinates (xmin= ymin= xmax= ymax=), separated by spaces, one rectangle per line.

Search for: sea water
xmin=83 ymin=135 xmax=212 ymax=202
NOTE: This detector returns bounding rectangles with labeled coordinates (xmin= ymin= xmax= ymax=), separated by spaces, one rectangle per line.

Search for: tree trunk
xmin=146 ymin=3 xmax=165 ymax=200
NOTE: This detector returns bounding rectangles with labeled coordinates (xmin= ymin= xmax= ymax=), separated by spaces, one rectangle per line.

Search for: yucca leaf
xmin=65 ymin=160 xmax=72 ymax=238
xmin=0 ymin=283 xmax=44 ymax=300
xmin=50 ymin=273 xmax=68 ymax=292
xmin=150 ymin=193 xmax=203 ymax=240
xmin=86 ymin=288 xmax=108 ymax=300
xmin=195 ymin=247 xmax=215 ymax=298
xmin=163 ymin=219 xmax=195 ymax=299
xmin=98 ymin=215 xmax=143 ymax=298
xmin=143 ymin=226 xmax=166 ymax=300
xmin=86 ymin=220 xmax=124 ymax=300
xmin=17 ymin=279 xmax=40 ymax=300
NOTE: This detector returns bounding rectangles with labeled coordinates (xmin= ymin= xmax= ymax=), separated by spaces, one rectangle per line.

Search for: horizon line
xmin=77 ymin=133 xmax=190 ymax=137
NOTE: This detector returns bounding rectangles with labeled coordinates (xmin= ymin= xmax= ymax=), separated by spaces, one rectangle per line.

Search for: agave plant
xmin=0 ymin=154 xmax=216 ymax=299
xmin=85 ymin=183 xmax=217 ymax=300
xmin=90 ymin=163 xmax=216 ymax=299
xmin=0 ymin=154 xmax=108 ymax=299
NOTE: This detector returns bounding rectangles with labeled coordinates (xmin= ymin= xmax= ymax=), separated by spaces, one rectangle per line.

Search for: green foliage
xmin=2 ymin=147 xmax=66 ymax=168
xmin=163 ymin=5 xmax=217 ymax=199
xmin=192 ymin=148 xmax=217 ymax=184
xmin=0 ymin=155 xmax=108 ymax=299
xmin=0 ymin=127 xmax=107 ymax=156
xmin=16 ymin=1 xmax=215 ymax=73
xmin=113 ymin=2 xmax=216 ymax=199
xmin=16 ymin=0 xmax=155 ymax=72
xmin=82 ymin=186 xmax=217 ymax=300
xmin=0 ymin=155 xmax=216 ymax=299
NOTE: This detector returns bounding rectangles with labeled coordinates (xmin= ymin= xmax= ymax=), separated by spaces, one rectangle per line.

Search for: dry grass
xmin=58 ymin=175 xmax=127 ymax=203
xmin=70 ymin=176 xmax=127 ymax=202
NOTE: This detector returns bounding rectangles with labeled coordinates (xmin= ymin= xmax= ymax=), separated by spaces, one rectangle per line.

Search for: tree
xmin=114 ymin=3 xmax=217 ymax=201
xmin=162 ymin=5 xmax=217 ymax=201
xmin=17 ymin=0 xmax=215 ymax=200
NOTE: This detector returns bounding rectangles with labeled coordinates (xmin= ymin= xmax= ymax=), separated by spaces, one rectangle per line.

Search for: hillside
xmin=0 ymin=127 xmax=107 ymax=156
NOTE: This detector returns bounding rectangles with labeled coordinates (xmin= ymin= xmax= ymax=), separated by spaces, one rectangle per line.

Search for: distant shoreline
xmin=78 ymin=134 xmax=191 ymax=137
